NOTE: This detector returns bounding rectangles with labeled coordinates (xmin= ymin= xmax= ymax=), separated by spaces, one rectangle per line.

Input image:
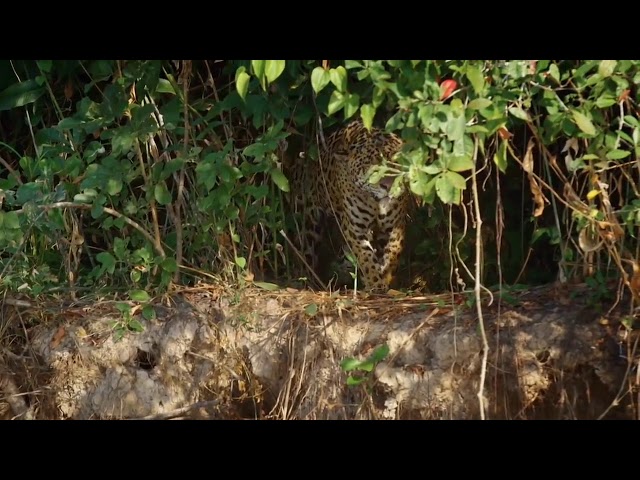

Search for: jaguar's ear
xmin=343 ymin=119 xmax=366 ymax=145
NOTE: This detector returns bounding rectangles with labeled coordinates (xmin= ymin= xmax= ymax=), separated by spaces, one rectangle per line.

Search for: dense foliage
xmin=1 ymin=60 xmax=639 ymax=300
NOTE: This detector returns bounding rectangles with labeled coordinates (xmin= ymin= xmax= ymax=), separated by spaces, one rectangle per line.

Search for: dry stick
xmin=0 ymin=154 xmax=23 ymax=185
xmin=130 ymin=399 xmax=219 ymax=420
xmin=174 ymin=60 xmax=191 ymax=284
xmin=279 ymin=229 xmax=325 ymax=288
xmin=471 ymin=136 xmax=489 ymax=420
xmin=13 ymin=202 xmax=165 ymax=258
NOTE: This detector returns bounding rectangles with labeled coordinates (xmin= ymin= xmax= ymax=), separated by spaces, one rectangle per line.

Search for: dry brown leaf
xmin=522 ymin=139 xmax=547 ymax=217
xmin=64 ymin=81 xmax=74 ymax=101
xmin=50 ymin=326 xmax=66 ymax=349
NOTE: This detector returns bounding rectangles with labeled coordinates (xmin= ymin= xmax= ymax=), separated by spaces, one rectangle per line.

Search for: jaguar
xmin=288 ymin=119 xmax=410 ymax=292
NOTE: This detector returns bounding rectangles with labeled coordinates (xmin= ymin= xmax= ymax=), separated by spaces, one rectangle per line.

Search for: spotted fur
xmin=289 ymin=119 xmax=409 ymax=291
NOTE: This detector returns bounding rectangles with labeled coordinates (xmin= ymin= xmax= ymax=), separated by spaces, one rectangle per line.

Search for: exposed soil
xmin=0 ymin=281 xmax=637 ymax=420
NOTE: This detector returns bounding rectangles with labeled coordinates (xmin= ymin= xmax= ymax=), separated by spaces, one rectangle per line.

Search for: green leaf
xmin=254 ymin=281 xmax=280 ymax=291
xmin=468 ymin=98 xmax=492 ymax=110
xmin=508 ymin=106 xmax=530 ymax=122
xmin=445 ymin=170 xmax=467 ymax=190
xmin=127 ymin=319 xmax=145 ymax=333
xmin=595 ymin=95 xmax=616 ymax=109
xmin=446 ymin=113 xmax=466 ymax=141
xmin=269 ymin=168 xmax=290 ymax=192
xmin=265 ymin=60 xmax=286 ymax=84
xmin=154 ymin=182 xmax=172 ymax=205
xmin=235 ymin=256 xmax=246 ymax=269
xmin=155 ymin=79 xmax=176 ymax=94
xmin=408 ymin=167 xmax=430 ymax=196
xmin=329 ymin=66 xmax=347 ymax=92
xmin=466 ymin=65 xmax=484 ymax=94
xmin=340 ymin=358 xmax=362 ymax=372
xmin=161 ymin=257 xmax=178 ymax=273
xmin=311 ymin=67 xmax=331 ymax=93
xmin=346 ymin=376 xmax=366 ymax=386
xmin=446 ymin=155 xmax=474 ymax=172
xmin=493 ymin=139 xmax=508 ymax=173
xmin=436 ymin=174 xmax=459 ymax=204
xmin=328 ymin=90 xmax=345 ymax=115
xmin=361 ymin=104 xmax=376 ymax=130
xmin=97 ymin=252 xmax=116 ymax=274
xmin=37 ymin=60 xmax=52 ymax=73
xmin=344 ymin=93 xmax=360 ymax=119
xmin=2 ymin=211 xmax=20 ymax=229
xmin=142 ymin=305 xmax=156 ymax=321
xmin=572 ymin=111 xmax=597 ymax=136
xmin=548 ymin=63 xmax=560 ymax=82
xmin=251 ymin=60 xmax=266 ymax=89
xmin=130 ymin=290 xmax=151 ymax=302
xmin=0 ymin=79 xmax=46 ymax=111
xmin=606 ymin=149 xmax=631 ymax=160
xmin=369 ymin=344 xmax=390 ymax=363
xmin=235 ymin=66 xmax=250 ymax=101
xmin=598 ymin=60 xmax=617 ymax=78
xmin=304 ymin=303 xmax=318 ymax=316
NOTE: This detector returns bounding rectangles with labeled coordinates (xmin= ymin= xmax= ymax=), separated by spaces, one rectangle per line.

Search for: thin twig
xmin=279 ymin=229 xmax=325 ymax=288
xmin=471 ymin=136 xmax=489 ymax=420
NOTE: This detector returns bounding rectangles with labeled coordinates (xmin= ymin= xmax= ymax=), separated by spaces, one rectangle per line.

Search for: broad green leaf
xmin=466 ymin=65 xmax=484 ymax=94
xmin=161 ymin=257 xmax=178 ymax=273
xmin=370 ymin=344 xmax=390 ymax=363
xmin=344 ymin=93 xmax=360 ymax=119
xmin=606 ymin=149 xmax=631 ymax=160
xmin=508 ymin=106 xmax=530 ymax=122
xmin=311 ymin=67 xmax=331 ymax=93
xmin=269 ymin=167 xmax=290 ymax=192
xmin=595 ymin=95 xmax=616 ymax=109
xmin=235 ymin=66 xmax=250 ymax=101
xmin=155 ymin=79 xmax=176 ymax=94
xmin=468 ymin=98 xmax=492 ymax=110
xmin=329 ymin=66 xmax=347 ymax=92
xmin=154 ymin=182 xmax=172 ymax=205
xmin=346 ymin=376 xmax=366 ymax=386
xmin=572 ymin=111 xmax=597 ymax=136
xmin=548 ymin=63 xmax=560 ymax=82
xmin=447 ymin=155 xmax=474 ymax=172
xmin=105 ymin=178 xmax=122 ymax=196
xmin=444 ymin=170 xmax=467 ymax=189
xmin=127 ymin=319 xmax=145 ymax=333
xmin=251 ymin=60 xmax=266 ymax=89
xmin=265 ymin=60 xmax=285 ymax=84
xmin=446 ymin=113 xmax=466 ymax=141
xmin=409 ymin=167 xmax=430 ymax=196
xmin=361 ymin=103 xmax=376 ymax=130
xmin=235 ymin=256 xmax=246 ymax=269
xmin=304 ymin=303 xmax=318 ymax=316
xmin=436 ymin=174 xmax=459 ymax=204
xmin=493 ymin=139 xmax=508 ymax=173
xmin=130 ymin=290 xmax=151 ymax=302
xmin=254 ymin=281 xmax=280 ymax=291
xmin=345 ymin=60 xmax=363 ymax=69
xmin=37 ymin=60 xmax=52 ymax=73
xmin=142 ymin=305 xmax=156 ymax=320
xmin=2 ymin=211 xmax=20 ymax=229
xmin=340 ymin=358 xmax=362 ymax=372
xmin=328 ymin=90 xmax=345 ymax=115
xmin=97 ymin=252 xmax=116 ymax=274
xmin=598 ymin=60 xmax=617 ymax=78
xmin=0 ymin=79 xmax=46 ymax=111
